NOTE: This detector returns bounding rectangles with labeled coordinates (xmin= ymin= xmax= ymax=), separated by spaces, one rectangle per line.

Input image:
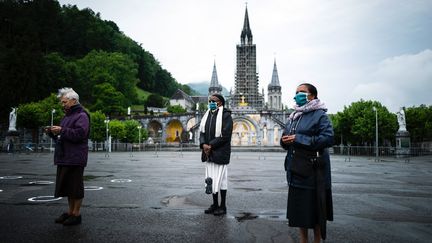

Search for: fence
xmin=332 ymin=145 xmax=432 ymax=158
xmin=2 ymin=141 xmax=432 ymax=159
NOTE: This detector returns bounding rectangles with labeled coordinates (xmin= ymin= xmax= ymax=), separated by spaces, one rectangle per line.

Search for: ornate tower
xmin=267 ymin=59 xmax=282 ymax=110
xmin=233 ymin=6 xmax=263 ymax=109
xmin=208 ymin=61 xmax=222 ymax=96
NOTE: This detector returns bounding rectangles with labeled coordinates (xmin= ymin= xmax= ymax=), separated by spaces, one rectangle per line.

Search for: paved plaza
xmin=0 ymin=150 xmax=431 ymax=242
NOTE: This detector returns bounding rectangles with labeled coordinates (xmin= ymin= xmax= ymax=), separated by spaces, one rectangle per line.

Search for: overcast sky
xmin=58 ymin=0 xmax=432 ymax=113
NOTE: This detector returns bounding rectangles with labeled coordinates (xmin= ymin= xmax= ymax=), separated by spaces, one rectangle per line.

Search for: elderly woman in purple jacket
xmin=46 ymin=87 xmax=90 ymax=226
xmin=281 ymin=83 xmax=334 ymax=243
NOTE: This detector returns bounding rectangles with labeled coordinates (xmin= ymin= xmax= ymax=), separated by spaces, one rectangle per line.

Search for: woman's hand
xmin=50 ymin=126 xmax=62 ymax=135
xmin=203 ymin=144 xmax=212 ymax=156
xmin=281 ymin=134 xmax=296 ymax=144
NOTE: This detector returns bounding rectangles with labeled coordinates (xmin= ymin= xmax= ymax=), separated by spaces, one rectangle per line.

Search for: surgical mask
xmin=294 ymin=92 xmax=309 ymax=106
xmin=208 ymin=102 xmax=217 ymax=110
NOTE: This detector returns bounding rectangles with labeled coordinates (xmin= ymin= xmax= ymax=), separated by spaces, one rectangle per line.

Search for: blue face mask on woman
xmin=294 ymin=92 xmax=309 ymax=106
xmin=208 ymin=101 xmax=218 ymax=110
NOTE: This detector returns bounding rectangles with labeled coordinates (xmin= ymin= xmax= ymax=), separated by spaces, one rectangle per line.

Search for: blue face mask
xmin=294 ymin=92 xmax=308 ymax=106
xmin=208 ymin=102 xmax=217 ymax=110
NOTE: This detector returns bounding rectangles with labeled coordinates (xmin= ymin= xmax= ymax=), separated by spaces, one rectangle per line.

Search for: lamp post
xmin=137 ymin=125 xmax=142 ymax=151
xmin=50 ymin=109 xmax=55 ymax=152
xmin=104 ymin=117 xmax=110 ymax=154
xmin=373 ymin=107 xmax=378 ymax=161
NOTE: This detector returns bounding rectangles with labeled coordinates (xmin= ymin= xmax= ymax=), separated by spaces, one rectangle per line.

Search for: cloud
xmin=352 ymin=49 xmax=432 ymax=112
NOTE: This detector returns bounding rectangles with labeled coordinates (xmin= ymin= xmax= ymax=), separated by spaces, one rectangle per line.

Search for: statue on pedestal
xmin=396 ymin=107 xmax=407 ymax=131
xmin=395 ymin=107 xmax=410 ymax=157
xmin=8 ymin=107 xmax=17 ymax=132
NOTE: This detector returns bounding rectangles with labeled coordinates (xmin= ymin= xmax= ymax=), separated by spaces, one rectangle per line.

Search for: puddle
xmin=257 ymin=211 xmax=286 ymax=221
xmin=234 ymin=211 xmax=286 ymax=222
xmin=235 ymin=212 xmax=258 ymax=222
xmin=161 ymin=195 xmax=197 ymax=208
xmin=83 ymin=175 xmax=100 ymax=181
xmin=233 ymin=187 xmax=262 ymax=192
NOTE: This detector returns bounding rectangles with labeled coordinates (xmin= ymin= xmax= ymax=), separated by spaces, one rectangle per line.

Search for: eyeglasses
xmin=208 ymin=100 xmax=219 ymax=103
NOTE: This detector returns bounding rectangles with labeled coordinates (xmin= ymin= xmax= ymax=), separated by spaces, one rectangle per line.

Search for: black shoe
xmin=213 ymin=206 xmax=227 ymax=216
xmin=204 ymin=204 xmax=218 ymax=214
xmin=55 ymin=213 xmax=71 ymax=224
xmin=205 ymin=177 xmax=212 ymax=194
xmin=63 ymin=215 xmax=82 ymax=226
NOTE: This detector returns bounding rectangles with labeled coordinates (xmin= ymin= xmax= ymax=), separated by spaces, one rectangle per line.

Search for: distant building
xmin=137 ymin=6 xmax=288 ymax=146
xmin=169 ymin=89 xmax=195 ymax=111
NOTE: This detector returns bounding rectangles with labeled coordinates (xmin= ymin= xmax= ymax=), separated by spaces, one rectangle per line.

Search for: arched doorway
xmin=232 ymin=119 xmax=258 ymax=146
xmin=148 ymin=120 xmax=162 ymax=142
xmin=166 ymin=120 xmax=183 ymax=143
xmin=186 ymin=117 xmax=197 ymax=142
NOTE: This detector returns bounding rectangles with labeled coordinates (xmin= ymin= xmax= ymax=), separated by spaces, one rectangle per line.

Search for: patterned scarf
xmin=289 ymin=99 xmax=327 ymax=121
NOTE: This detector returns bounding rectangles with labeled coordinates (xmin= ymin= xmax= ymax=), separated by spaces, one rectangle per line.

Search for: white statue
xmin=8 ymin=107 xmax=17 ymax=132
xmin=396 ymin=108 xmax=407 ymax=131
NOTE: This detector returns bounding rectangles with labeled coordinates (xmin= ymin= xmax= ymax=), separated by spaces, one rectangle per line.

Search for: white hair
xmin=57 ymin=87 xmax=79 ymax=102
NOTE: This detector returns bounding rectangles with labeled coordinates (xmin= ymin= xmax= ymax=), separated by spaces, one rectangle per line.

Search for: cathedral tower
xmin=208 ymin=61 xmax=222 ymax=96
xmin=233 ymin=7 xmax=264 ymax=109
xmin=267 ymin=59 xmax=282 ymax=110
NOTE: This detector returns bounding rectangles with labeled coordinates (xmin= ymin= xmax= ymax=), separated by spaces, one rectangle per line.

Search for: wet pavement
xmin=0 ymin=151 xmax=431 ymax=242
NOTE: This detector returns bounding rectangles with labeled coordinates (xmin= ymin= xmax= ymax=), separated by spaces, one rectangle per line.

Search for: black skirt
xmin=287 ymin=186 xmax=333 ymax=228
xmin=55 ymin=165 xmax=84 ymax=199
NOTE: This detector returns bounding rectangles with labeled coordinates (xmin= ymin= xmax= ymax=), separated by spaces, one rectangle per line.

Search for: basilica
xmin=142 ymin=7 xmax=288 ymax=146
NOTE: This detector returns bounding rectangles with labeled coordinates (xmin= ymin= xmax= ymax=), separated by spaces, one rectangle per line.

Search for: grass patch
xmin=136 ymin=87 xmax=151 ymax=103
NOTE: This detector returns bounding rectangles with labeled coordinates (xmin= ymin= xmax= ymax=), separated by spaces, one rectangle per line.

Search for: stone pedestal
xmin=4 ymin=130 xmax=20 ymax=152
xmin=395 ymin=130 xmax=410 ymax=158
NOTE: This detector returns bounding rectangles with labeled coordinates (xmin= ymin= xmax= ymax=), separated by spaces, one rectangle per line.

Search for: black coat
xmin=199 ymin=108 xmax=233 ymax=164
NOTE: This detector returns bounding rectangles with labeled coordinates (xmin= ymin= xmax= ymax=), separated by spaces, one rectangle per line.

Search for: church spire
xmin=268 ymin=59 xmax=281 ymax=88
xmin=240 ymin=6 xmax=253 ymax=45
xmin=208 ymin=60 xmax=222 ymax=95
xmin=267 ymin=58 xmax=282 ymax=110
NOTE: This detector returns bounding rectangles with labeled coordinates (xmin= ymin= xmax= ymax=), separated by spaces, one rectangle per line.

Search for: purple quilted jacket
xmin=53 ymin=104 xmax=90 ymax=167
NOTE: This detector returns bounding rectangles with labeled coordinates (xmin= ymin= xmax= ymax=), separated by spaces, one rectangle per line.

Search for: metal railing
xmin=331 ymin=145 xmax=432 ymax=159
xmin=2 ymin=142 xmax=431 ymax=159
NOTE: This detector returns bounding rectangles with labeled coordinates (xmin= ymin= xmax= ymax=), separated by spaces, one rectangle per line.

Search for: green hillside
xmin=0 ymin=0 xmax=193 ymax=120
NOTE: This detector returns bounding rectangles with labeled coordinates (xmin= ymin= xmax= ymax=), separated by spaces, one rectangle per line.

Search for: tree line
xmin=330 ymin=100 xmax=432 ymax=146
xmin=0 ymin=0 xmax=194 ymax=124
xmin=17 ymin=94 xmax=148 ymax=147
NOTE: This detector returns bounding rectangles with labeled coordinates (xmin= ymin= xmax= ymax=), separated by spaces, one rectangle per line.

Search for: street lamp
xmin=50 ymin=109 xmax=55 ymax=152
xmin=137 ymin=125 xmax=142 ymax=151
xmin=104 ymin=117 xmax=110 ymax=153
xmin=373 ymin=107 xmax=378 ymax=161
